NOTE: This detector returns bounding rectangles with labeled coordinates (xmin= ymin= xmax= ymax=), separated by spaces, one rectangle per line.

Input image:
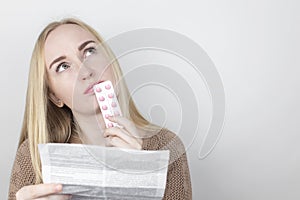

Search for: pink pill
xmin=108 ymin=93 xmax=114 ymax=98
xmin=99 ymin=96 xmax=105 ymax=101
xmin=108 ymin=123 xmax=113 ymax=127
xmin=105 ymin=114 xmax=109 ymax=119
xmin=111 ymin=102 xmax=117 ymax=107
xmin=105 ymin=84 xmax=111 ymax=90
xmin=102 ymin=105 xmax=108 ymax=110
xmin=95 ymin=87 xmax=102 ymax=92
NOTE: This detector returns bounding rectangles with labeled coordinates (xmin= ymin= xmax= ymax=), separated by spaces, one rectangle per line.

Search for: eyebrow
xmin=78 ymin=40 xmax=96 ymax=51
xmin=49 ymin=56 xmax=66 ymax=69
xmin=49 ymin=40 xmax=96 ymax=69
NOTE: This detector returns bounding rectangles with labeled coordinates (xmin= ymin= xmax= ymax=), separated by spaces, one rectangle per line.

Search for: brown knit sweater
xmin=8 ymin=128 xmax=192 ymax=199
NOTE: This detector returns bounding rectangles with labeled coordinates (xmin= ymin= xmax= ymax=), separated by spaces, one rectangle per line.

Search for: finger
xmin=34 ymin=194 xmax=72 ymax=200
xmin=17 ymin=184 xmax=62 ymax=199
xmin=107 ymin=116 xmax=140 ymax=138
xmin=104 ymin=127 xmax=141 ymax=148
xmin=105 ymin=136 xmax=134 ymax=149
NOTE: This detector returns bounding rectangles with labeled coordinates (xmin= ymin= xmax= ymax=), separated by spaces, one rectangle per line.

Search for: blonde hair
xmin=19 ymin=17 xmax=161 ymax=184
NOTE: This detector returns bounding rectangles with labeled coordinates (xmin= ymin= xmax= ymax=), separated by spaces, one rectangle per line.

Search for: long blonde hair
xmin=19 ymin=17 xmax=161 ymax=184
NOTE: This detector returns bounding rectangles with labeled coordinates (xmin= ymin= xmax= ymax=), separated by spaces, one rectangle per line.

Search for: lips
xmin=84 ymin=80 xmax=105 ymax=94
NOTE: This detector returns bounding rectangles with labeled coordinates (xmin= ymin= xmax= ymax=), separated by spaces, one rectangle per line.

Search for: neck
xmin=72 ymin=111 xmax=106 ymax=146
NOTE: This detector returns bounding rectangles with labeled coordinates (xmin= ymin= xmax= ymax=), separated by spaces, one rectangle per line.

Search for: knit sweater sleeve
xmin=142 ymin=128 xmax=193 ymax=199
xmin=8 ymin=139 xmax=36 ymax=200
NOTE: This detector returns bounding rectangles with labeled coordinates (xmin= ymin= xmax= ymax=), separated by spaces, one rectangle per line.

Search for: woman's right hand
xmin=16 ymin=183 xmax=72 ymax=200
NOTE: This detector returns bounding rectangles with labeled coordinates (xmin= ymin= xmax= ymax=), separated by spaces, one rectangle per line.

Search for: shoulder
xmin=14 ymin=139 xmax=33 ymax=166
xmin=9 ymin=139 xmax=36 ymax=199
xmin=142 ymin=128 xmax=186 ymax=162
xmin=17 ymin=139 xmax=31 ymax=156
xmin=11 ymin=138 xmax=35 ymax=176
xmin=142 ymin=128 xmax=184 ymax=148
xmin=142 ymin=128 xmax=192 ymax=199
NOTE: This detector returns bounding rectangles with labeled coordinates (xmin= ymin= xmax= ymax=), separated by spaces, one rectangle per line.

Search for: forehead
xmin=44 ymin=24 xmax=97 ymax=64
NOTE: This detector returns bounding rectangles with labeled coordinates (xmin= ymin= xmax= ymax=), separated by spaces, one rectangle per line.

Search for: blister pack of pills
xmin=93 ymin=80 xmax=123 ymax=128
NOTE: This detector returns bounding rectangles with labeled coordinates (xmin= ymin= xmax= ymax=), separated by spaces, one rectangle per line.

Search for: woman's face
xmin=44 ymin=24 xmax=115 ymax=114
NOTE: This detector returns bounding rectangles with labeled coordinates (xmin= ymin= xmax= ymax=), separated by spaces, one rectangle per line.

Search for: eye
xmin=84 ymin=47 xmax=96 ymax=59
xmin=56 ymin=62 xmax=70 ymax=73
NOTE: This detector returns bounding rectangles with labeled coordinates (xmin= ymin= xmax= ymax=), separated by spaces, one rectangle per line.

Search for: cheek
xmin=102 ymin=66 xmax=115 ymax=84
xmin=48 ymin=77 xmax=76 ymax=107
xmin=93 ymin=56 xmax=114 ymax=78
xmin=72 ymin=91 xmax=100 ymax=114
xmin=55 ymin=86 xmax=73 ymax=108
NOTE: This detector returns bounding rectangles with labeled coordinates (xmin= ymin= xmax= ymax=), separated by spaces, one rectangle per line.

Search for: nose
xmin=77 ymin=60 xmax=94 ymax=81
xmin=81 ymin=68 xmax=93 ymax=80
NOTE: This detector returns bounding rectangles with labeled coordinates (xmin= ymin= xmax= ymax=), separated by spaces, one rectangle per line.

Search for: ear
xmin=49 ymin=92 xmax=64 ymax=108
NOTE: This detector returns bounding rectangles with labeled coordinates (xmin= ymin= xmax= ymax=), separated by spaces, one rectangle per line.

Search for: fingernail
xmin=55 ymin=184 xmax=62 ymax=192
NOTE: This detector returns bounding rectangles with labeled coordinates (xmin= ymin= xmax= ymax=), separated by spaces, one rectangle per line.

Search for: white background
xmin=1 ymin=0 xmax=299 ymax=199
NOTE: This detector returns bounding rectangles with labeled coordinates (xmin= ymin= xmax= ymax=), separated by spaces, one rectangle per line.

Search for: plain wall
xmin=1 ymin=0 xmax=299 ymax=199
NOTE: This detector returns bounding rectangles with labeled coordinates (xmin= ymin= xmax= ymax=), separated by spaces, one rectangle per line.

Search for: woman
xmin=8 ymin=18 xmax=192 ymax=200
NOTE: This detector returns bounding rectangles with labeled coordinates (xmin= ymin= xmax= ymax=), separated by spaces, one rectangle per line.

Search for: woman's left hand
xmin=103 ymin=116 xmax=143 ymax=150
